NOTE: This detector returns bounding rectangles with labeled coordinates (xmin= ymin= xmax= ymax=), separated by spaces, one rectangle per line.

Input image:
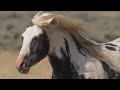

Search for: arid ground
xmin=0 ymin=11 xmax=120 ymax=79
xmin=0 ymin=49 xmax=52 ymax=79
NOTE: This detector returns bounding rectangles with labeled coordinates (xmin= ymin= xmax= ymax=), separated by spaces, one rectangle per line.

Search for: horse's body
xmin=100 ymin=38 xmax=120 ymax=72
xmin=16 ymin=12 xmax=120 ymax=79
xmin=44 ymin=27 xmax=120 ymax=79
xmin=45 ymin=26 xmax=105 ymax=79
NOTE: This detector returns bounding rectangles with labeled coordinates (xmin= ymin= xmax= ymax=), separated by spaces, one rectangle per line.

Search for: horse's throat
xmin=48 ymin=50 xmax=80 ymax=79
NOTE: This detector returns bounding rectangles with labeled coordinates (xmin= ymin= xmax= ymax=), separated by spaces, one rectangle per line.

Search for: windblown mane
xmin=32 ymin=12 xmax=109 ymax=62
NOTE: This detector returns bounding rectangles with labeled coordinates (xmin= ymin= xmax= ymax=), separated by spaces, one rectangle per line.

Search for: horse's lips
xmin=17 ymin=63 xmax=31 ymax=74
xmin=16 ymin=56 xmax=30 ymax=74
xmin=16 ymin=56 xmax=38 ymax=74
xmin=19 ymin=68 xmax=30 ymax=74
xmin=18 ymin=62 xmax=38 ymax=74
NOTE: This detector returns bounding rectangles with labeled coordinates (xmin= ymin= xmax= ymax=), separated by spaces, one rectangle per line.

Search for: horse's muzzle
xmin=16 ymin=56 xmax=30 ymax=74
xmin=17 ymin=67 xmax=30 ymax=74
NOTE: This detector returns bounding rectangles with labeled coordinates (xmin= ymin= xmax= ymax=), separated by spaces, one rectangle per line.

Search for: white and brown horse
xmin=16 ymin=12 xmax=120 ymax=79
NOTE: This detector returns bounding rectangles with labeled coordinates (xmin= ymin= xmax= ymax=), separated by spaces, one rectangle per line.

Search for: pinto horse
xmin=16 ymin=12 xmax=120 ymax=79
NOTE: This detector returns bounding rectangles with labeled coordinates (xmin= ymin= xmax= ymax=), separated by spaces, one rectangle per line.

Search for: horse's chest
xmin=48 ymin=53 xmax=80 ymax=79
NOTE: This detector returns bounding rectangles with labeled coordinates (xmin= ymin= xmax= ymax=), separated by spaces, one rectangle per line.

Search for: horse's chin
xmin=18 ymin=67 xmax=30 ymax=74
xmin=19 ymin=63 xmax=38 ymax=74
xmin=17 ymin=60 xmax=39 ymax=74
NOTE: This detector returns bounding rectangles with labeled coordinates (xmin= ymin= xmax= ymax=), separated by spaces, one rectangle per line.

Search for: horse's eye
xmin=27 ymin=25 xmax=31 ymax=27
xmin=21 ymin=36 xmax=23 ymax=40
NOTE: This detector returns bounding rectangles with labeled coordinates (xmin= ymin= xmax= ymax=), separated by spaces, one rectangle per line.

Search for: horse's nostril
xmin=19 ymin=62 xmax=27 ymax=69
xmin=16 ymin=62 xmax=26 ymax=71
xmin=16 ymin=66 xmax=30 ymax=74
xmin=20 ymin=62 xmax=24 ymax=67
xmin=22 ymin=63 xmax=26 ymax=67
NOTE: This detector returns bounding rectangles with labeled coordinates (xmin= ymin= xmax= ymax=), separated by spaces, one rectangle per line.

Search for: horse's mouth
xmin=16 ymin=60 xmax=30 ymax=74
xmin=16 ymin=56 xmax=39 ymax=74
xmin=17 ymin=66 xmax=30 ymax=74
xmin=17 ymin=62 xmax=38 ymax=74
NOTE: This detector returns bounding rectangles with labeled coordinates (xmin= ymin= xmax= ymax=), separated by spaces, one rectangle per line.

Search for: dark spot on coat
xmin=100 ymin=61 xmax=120 ymax=79
xmin=64 ymin=38 xmax=70 ymax=56
xmin=105 ymin=46 xmax=116 ymax=51
xmin=119 ymin=47 xmax=120 ymax=52
xmin=70 ymin=34 xmax=86 ymax=57
xmin=48 ymin=50 xmax=79 ymax=79
xmin=48 ymin=38 xmax=80 ymax=79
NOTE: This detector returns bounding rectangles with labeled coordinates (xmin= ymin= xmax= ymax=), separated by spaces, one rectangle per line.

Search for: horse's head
xmin=16 ymin=25 xmax=49 ymax=74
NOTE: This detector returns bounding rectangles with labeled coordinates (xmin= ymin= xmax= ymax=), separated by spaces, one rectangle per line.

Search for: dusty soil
xmin=0 ymin=49 xmax=52 ymax=79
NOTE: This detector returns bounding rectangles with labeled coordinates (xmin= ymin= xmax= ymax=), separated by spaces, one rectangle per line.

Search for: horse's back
xmin=100 ymin=37 xmax=120 ymax=72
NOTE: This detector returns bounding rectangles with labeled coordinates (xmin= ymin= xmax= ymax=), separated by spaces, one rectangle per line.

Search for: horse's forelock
xmin=32 ymin=12 xmax=83 ymax=30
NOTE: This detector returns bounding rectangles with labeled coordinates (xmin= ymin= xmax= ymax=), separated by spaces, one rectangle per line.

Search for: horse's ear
xmin=32 ymin=12 xmax=83 ymax=31
xmin=32 ymin=12 xmax=57 ymax=26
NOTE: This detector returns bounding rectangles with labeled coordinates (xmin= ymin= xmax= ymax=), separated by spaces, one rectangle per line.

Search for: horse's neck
xmin=47 ymin=30 xmax=105 ymax=79
xmin=47 ymin=30 xmax=79 ymax=78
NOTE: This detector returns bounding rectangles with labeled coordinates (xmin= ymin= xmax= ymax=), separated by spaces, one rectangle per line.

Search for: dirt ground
xmin=0 ymin=49 xmax=52 ymax=79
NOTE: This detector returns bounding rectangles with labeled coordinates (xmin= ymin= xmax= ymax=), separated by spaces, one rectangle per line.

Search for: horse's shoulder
xmin=100 ymin=38 xmax=120 ymax=72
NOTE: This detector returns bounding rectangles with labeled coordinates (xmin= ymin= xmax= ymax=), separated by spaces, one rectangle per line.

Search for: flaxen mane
xmin=32 ymin=12 xmax=109 ymax=62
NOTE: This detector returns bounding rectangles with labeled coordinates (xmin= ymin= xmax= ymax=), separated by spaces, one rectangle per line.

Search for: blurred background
xmin=0 ymin=11 xmax=120 ymax=79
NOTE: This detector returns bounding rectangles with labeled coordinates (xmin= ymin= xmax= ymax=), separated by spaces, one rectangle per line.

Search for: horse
xmin=16 ymin=12 xmax=120 ymax=79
